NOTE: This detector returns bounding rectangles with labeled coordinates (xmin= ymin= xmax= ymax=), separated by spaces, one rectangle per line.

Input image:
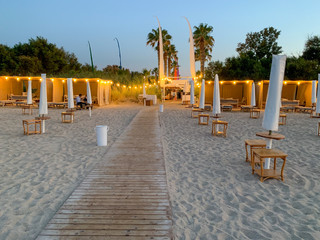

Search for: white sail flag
xmin=262 ymin=55 xmax=287 ymax=131
xmin=312 ymin=80 xmax=317 ymax=104
xmin=27 ymin=80 xmax=32 ymax=105
xmin=156 ymin=17 xmax=164 ymax=87
xmin=199 ymin=79 xmax=205 ymax=109
xmin=251 ymin=82 xmax=256 ymax=107
xmin=67 ymin=78 xmax=74 ymax=109
xmin=184 ymin=17 xmax=196 ymax=79
xmin=212 ymin=74 xmax=221 ymax=115
xmin=39 ymin=73 xmax=48 ymax=115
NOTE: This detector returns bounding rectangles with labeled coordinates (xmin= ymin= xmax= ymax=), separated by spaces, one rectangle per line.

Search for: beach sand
xmin=0 ymin=104 xmax=142 ymax=240
xmin=0 ymin=102 xmax=319 ymax=239
xmin=160 ymin=102 xmax=320 ymax=240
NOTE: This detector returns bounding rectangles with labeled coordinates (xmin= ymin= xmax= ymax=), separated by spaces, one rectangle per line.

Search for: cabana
xmin=0 ymin=76 xmax=112 ymax=106
xmin=205 ymin=80 xmax=253 ymax=107
xmin=260 ymin=80 xmax=313 ymax=108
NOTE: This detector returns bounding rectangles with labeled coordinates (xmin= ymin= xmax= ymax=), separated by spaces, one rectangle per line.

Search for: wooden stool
xmin=279 ymin=114 xmax=287 ymax=125
xmin=212 ymin=120 xmax=228 ymax=137
xmin=244 ymin=139 xmax=266 ymax=162
xmin=198 ymin=114 xmax=210 ymax=125
xmin=252 ymin=148 xmax=287 ymax=182
xmin=22 ymin=119 xmax=42 ymax=135
xmin=22 ymin=105 xmax=33 ymax=115
xmin=66 ymin=108 xmax=76 ymax=113
xmin=61 ymin=112 xmax=74 ymax=123
xmin=250 ymin=109 xmax=260 ymax=119
xmin=191 ymin=108 xmax=203 ymax=118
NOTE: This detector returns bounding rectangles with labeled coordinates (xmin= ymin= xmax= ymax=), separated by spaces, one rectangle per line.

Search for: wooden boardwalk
xmin=37 ymin=108 xmax=173 ymax=240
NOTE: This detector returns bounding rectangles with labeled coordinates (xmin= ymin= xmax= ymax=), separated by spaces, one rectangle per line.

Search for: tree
xmin=167 ymin=44 xmax=178 ymax=77
xmin=236 ymin=27 xmax=282 ymax=60
xmin=193 ymin=23 xmax=215 ymax=77
xmin=286 ymin=56 xmax=318 ymax=80
xmin=204 ymin=61 xmax=223 ymax=80
xmin=0 ymin=44 xmax=17 ymax=75
xmin=146 ymin=28 xmax=171 ymax=77
xmin=302 ymin=35 xmax=320 ymax=64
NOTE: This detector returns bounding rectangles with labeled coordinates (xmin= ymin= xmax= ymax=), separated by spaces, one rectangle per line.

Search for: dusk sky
xmin=1 ymin=0 xmax=320 ymax=76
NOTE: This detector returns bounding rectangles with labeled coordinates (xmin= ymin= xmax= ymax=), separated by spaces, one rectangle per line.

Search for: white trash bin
xmin=159 ymin=104 xmax=164 ymax=112
xmin=95 ymin=125 xmax=109 ymax=146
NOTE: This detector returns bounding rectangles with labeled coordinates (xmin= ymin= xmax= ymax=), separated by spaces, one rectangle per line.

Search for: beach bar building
xmin=0 ymin=76 xmax=112 ymax=106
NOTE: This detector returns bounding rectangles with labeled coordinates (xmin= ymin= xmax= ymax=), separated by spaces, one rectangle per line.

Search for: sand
xmin=160 ymin=102 xmax=320 ymax=240
xmin=0 ymin=102 xmax=319 ymax=240
xmin=0 ymin=104 xmax=142 ymax=240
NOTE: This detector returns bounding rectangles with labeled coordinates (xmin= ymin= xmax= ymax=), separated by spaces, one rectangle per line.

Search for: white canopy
xmin=39 ymin=73 xmax=48 ymax=115
xmin=67 ymin=78 xmax=74 ymax=109
xmin=199 ymin=79 xmax=205 ymax=109
xmin=262 ymin=55 xmax=287 ymax=131
xmin=212 ymin=74 xmax=221 ymax=115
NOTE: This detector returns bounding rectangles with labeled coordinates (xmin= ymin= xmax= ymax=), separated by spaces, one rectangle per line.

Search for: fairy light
xmin=258 ymin=82 xmax=261 ymax=85
xmin=97 ymin=80 xmax=100 ymax=82
xmin=51 ymin=78 xmax=54 ymax=82
xmin=85 ymin=79 xmax=88 ymax=82
xmin=62 ymin=80 xmax=65 ymax=83
xmin=246 ymin=80 xmax=249 ymax=84
xmin=28 ymin=77 xmax=31 ymax=80
xmin=233 ymin=81 xmax=236 ymax=85
xmin=73 ymin=79 xmax=77 ymax=82
xmin=116 ymin=83 xmax=120 ymax=87
xmin=40 ymin=78 xmax=42 ymax=82
xmin=17 ymin=78 xmax=20 ymax=81
xmin=284 ymin=81 xmax=287 ymax=85
xmin=297 ymin=81 xmax=300 ymax=85
xmin=220 ymin=81 xmax=223 ymax=84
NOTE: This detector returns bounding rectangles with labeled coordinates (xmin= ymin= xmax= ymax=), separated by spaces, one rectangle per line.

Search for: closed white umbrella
xmin=87 ymin=81 xmax=92 ymax=117
xmin=27 ymin=80 xmax=32 ymax=105
xmin=316 ymin=74 xmax=320 ymax=114
xmin=189 ymin=80 xmax=195 ymax=105
xmin=311 ymin=80 xmax=317 ymax=104
xmin=251 ymin=82 xmax=256 ymax=107
xmin=39 ymin=73 xmax=48 ymax=133
xmin=39 ymin=74 xmax=48 ymax=115
xmin=67 ymin=78 xmax=74 ymax=109
xmin=262 ymin=55 xmax=286 ymax=169
xmin=212 ymin=74 xmax=221 ymax=116
xmin=199 ymin=79 xmax=205 ymax=109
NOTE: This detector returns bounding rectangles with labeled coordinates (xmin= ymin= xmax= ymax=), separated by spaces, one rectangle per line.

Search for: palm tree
xmin=146 ymin=28 xmax=172 ymax=77
xmin=167 ymin=44 xmax=178 ymax=77
xmin=193 ymin=23 xmax=215 ymax=77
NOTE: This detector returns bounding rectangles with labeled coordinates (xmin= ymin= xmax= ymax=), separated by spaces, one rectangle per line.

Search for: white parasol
xmin=251 ymin=82 xmax=256 ymax=107
xmin=212 ymin=74 xmax=221 ymax=116
xmin=189 ymin=80 xmax=195 ymax=105
xmin=67 ymin=78 xmax=74 ymax=109
xmin=262 ymin=55 xmax=287 ymax=169
xmin=27 ymin=80 xmax=32 ymax=105
xmin=199 ymin=79 xmax=205 ymax=109
xmin=87 ymin=81 xmax=92 ymax=117
xmin=311 ymin=80 xmax=317 ymax=104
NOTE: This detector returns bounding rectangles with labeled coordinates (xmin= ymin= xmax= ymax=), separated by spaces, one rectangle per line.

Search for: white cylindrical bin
xmin=159 ymin=104 xmax=164 ymax=112
xmin=95 ymin=125 xmax=109 ymax=146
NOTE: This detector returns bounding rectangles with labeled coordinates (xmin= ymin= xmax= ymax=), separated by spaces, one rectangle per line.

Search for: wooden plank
xmin=37 ymin=236 xmax=171 ymax=240
xmin=58 ymin=209 xmax=169 ymax=215
xmin=39 ymin=229 xmax=170 ymax=236
xmin=53 ymin=214 xmax=170 ymax=220
xmin=49 ymin=219 xmax=172 ymax=225
xmin=45 ymin=223 xmax=171 ymax=230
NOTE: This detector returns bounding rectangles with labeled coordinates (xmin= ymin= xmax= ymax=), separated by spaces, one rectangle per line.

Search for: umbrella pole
xmin=264 ymin=139 xmax=272 ymax=169
xmin=89 ymin=107 xmax=92 ymax=118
